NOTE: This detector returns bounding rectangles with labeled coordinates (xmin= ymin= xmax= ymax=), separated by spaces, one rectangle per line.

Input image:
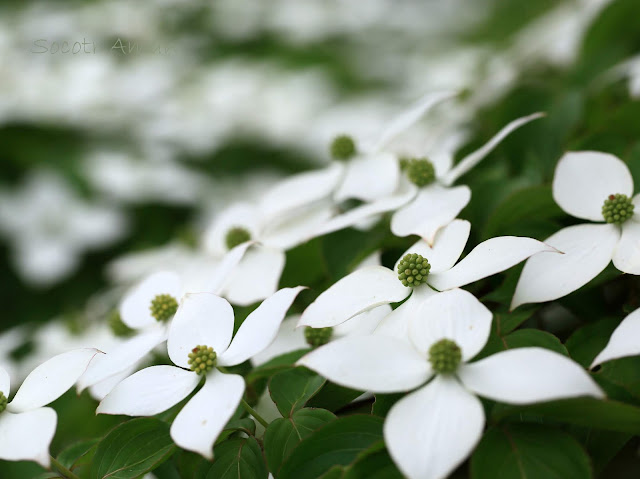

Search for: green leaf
xmin=264 ymin=408 xmax=336 ymax=476
xmin=471 ymin=424 xmax=592 ymax=479
xmin=269 ymin=368 xmax=326 ymax=417
xmin=371 ymin=394 xmax=402 ymax=417
xmin=494 ymin=397 xmax=640 ymax=434
xmin=216 ymin=417 xmax=258 ymax=445
xmin=341 ymin=442 xmax=403 ymax=479
xmin=503 ymin=329 xmax=568 ymax=355
xmin=278 ymin=415 xmax=383 ymax=479
xmin=477 ymin=328 xmax=568 ymax=360
xmin=205 ymin=437 xmax=268 ymax=479
xmin=565 ymin=318 xmax=619 ymax=368
xmin=483 ymin=186 xmax=565 ymax=239
xmin=306 ymin=381 xmax=363 ymax=412
xmin=493 ymin=308 xmax=535 ymax=336
xmin=57 ymin=438 xmax=99 ymax=469
xmin=90 ymin=418 xmax=176 ymax=479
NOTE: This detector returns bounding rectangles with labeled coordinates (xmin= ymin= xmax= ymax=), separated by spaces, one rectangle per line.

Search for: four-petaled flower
xmin=299 ymin=289 xmax=603 ymax=479
xmin=0 ymin=349 xmax=100 ymax=466
xmin=513 ymin=151 xmax=640 ymax=309
xmin=299 ymin=219 xmax=556 ymax=340
xmin=97 ymin=287 xmax=303 ymax=458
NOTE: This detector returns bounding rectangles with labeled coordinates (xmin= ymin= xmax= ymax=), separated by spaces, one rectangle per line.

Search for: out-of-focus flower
xmin=0 ymin=171 xmax=126 ymax=286
xmin=513 ymin=151 xmax=640 ymax=309
xmin=390 ymin=113 xmax=544 ymax=243
xmin=299 ymin=289 xmax=603 ymax=479
xmin=0 ymin=349 xmax=100 ymax=467
xmin=201 ymin=192 xmax=334 ymax=305
xmin=97 ymin=287 xmax=303 ymax=458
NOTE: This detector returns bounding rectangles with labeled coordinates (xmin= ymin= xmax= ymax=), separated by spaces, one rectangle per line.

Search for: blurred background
xmin=1 ymin=0 xmax=640 ymax=477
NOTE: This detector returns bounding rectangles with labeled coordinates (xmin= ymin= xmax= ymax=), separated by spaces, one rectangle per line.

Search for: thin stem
xmin=50 ymin=456 xmax=81 ymax=479
xmin=241 ymin=399 xmax=269 ymax=429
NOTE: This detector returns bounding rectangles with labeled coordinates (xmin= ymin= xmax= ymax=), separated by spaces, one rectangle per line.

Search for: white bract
xmin=97 ymin=287 xmax=303 ymax=458
xmin=254 ymin=252 xmax=393 ymax=364
xmin=79 ymin=243 xmax=249 ymax=394
xmin=0 ymin=349 xmax=100 ymax=467
xmin=0 ymin=171 xmax=126 ymax=286
xmin=202 ymin=195 xmax=334 ymax=306
xmin=512 ymin=151 xmax=640 ymax=309
xmin=390 ymin=113 xmax=544 ymax=244
xmin=591 ymin=306 xmax=640 ymax=368
xmin=299 ymin=219 xmax=556 ymax=340
xmin=298 ymin=289 xmax=604 ymax=479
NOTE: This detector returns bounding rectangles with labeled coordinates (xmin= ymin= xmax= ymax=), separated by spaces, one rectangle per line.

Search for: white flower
xmin=299 ymin=289 xmax=604 ymax=479
xmin=512 ymin=151 xmax=640 ymax=309
xmin=591 ymin=306 xmax=640 ymax=368
xmin=0 ymin=349 xmax=100 ymax=467
xmin=389 ymin=112 xmax=544 ymax=244
xmin=299 ymin=219 xmax=556 ymax=340
xmin=202 ymin=197 xmax=333 ymax=306
xmin=79 ymin=243 xmax=250 ymax=393
xmin=253 ymin=251 xmax=392 ymax=365
xmin=0 ymin=171 xmax=126 ymax=286
xmin=97 ymin=286 xmax=303 ymax=458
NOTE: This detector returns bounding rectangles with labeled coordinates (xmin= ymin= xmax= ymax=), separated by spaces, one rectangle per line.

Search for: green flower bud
xmin=149 ymin=294 xmax=178 ymax=322
xmin=428 ymin=339 xmax=462 ymax=374
xmin=304 ymin=326 xmax=333 ymax=347
xmin=188 ymin=345 xmax=217 ymax=375
xmin=602 ymin=194 xmax=634 ymax=224
xmin=403 ymin=158 xmax=436 ymax=187
xmin=0 ymin=392 xmax=7 ymax=414
xmin=397 ymin=253 xmax=431 ymax=287
xmin=108 ymin=310 xmax=135 ymax=337
xmin=225 ymin=227 xmax=251 ymax=250
xmin=330 ymin=135 xmax=356 ymax=161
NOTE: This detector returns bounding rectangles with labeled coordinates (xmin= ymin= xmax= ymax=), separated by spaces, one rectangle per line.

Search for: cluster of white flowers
xmin=3 ymin=89 xmax=639 ymax=479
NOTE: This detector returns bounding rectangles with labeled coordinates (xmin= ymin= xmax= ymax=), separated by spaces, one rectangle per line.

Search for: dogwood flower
xmin=512 ymin=151 xmax=640 ymax=309
xmin=78 ymin=243 xmax=250 ymax=393
xmin=390 ymin=112 xmax=544 ymax=244
xmin=327 ymin=90 xmax=458 ymax=204
xmin=591 ymin=306 xmax=640 ymax=368
xmin=298 ymin=289 xmax=604 ymax=479
xmin=0 ymin=349 xmax=100 ymax=467
xmin=97 ymin=286 xmax=303 ymax=458
xmin=254 ymin=252 xmax=392 ymax=364
xmin=202 ymin=198 xmax=333 ymax=306
xmin=299 ymin=219 xmax=556 ymax=340
xmin=264 ymin=92 xmax=458 ymax=240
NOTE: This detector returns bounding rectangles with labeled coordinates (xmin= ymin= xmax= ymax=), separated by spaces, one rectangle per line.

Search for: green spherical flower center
xmin=0 ymin=392 xmax=7 ymax=414
xmin=149 ymin=294 xmax=178 ymax=322
xmin=188 ymin=345 xmax=217 ymax=375
xmin=304 ymin=326 xmax=333 ymax=347
xmin=602 ymin=194 xmax=634 ymax=224
xmin=330 ymin=135 xmax=356 ymax=161
xmin=108 ymin=310 xmax=135 ymax=337
xmin=401 ymin=158 xmax=436 ymax=187
xmin=428 ymin=339 xmax=462 ymax=374
xmin=397 ymin=253 xmax=431 ymax=287
xmin=225 ymin=227 xmax=251 ymax=250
